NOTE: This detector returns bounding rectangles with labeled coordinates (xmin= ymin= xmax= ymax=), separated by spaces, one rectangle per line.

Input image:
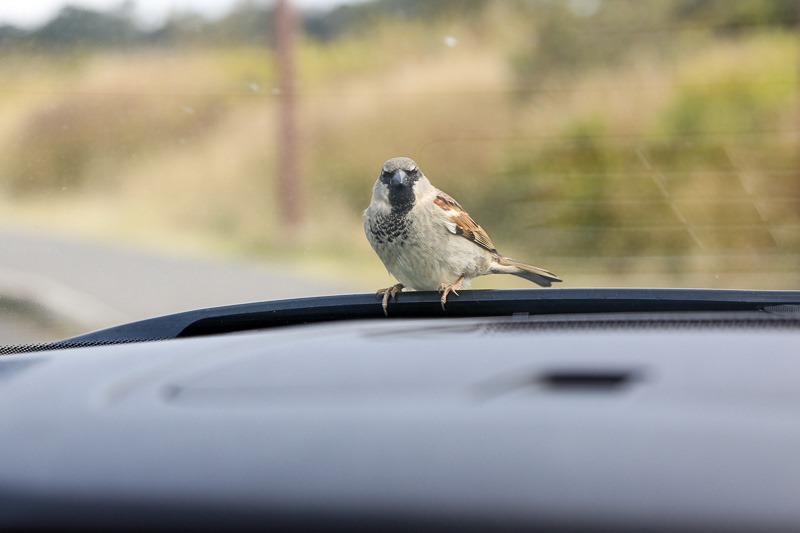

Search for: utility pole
xmin=275 ymin=0 xmax=302 ymax=229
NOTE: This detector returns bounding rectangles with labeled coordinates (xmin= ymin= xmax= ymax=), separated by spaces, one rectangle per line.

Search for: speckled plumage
xmin=367 ymin=211 xmax=411 ymax=245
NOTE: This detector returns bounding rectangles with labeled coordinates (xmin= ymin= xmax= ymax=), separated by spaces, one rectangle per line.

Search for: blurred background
xmin=0 ymin=0 xmax=798 ymax=343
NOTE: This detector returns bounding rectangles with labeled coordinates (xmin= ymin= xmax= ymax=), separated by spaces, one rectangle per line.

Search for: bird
xmin=364 ymin=156 xmax=561 ymax=314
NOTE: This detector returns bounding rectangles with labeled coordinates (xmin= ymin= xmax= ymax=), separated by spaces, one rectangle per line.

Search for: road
xmin=0 ymin=226 xmax=357 ymax=345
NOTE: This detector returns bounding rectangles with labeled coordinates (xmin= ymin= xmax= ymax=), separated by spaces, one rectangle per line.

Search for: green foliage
xmin=660 ymin=34 xmax=797 ymax=135
xmin=304 ymin=0 xmax=489 ymax=41
xmin=512 ymin=0 xmax=674 ymax=84
xmin=674 ymin=0 xmax=799 ymax=32
xmin=491 ymin=26 xmax=798 ymax=269
xmin=511 ymin=0 xmax=799 ymax=86
xmin=34 ymin=5 xmax=139 ymax=48
xmin=494 ymin=118 xmax=667 ymax=260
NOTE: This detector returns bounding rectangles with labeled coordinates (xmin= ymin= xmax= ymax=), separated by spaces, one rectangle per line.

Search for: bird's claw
xmin=438 ymin=276 xmax=465 ymax=310
xmin=376 ymin=283 xmax=404 ymax=316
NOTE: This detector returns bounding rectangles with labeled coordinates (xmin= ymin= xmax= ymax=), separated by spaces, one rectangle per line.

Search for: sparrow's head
xmin=380 ymin=157 xmax=420 ymax=188
xmin=374 ymin=157 xmax=429 ymax=213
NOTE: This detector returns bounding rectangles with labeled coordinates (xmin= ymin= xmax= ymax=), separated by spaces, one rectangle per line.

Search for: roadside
xmin=0 ymin=226 xmax=357 ymax=345
xmin=0 ymin=297 xmax=74 ymax=345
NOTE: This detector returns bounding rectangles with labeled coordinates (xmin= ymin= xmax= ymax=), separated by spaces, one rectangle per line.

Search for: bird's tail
xmin=492 ymin=256 xmax=562 ymax=287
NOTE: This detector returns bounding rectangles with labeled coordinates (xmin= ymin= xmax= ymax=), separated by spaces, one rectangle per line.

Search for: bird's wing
xmin=434 ymin=191 xmax=497 ymax=253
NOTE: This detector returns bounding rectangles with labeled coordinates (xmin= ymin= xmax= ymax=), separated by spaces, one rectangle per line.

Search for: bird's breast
xmin=368 ymin=211 xmax=412 ymax=246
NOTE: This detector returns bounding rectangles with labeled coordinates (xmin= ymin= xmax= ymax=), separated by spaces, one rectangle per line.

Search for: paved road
xmin=0 ymin=226 xmax=356 ymax=344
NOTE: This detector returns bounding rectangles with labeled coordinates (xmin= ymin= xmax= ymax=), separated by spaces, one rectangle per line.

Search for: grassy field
xmin=0 ymin=5 xmax=798 ymax=290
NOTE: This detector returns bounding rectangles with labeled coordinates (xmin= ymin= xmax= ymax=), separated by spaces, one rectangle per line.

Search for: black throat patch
xmin=379 ymin=166 xmax=420 ymax=215
xmin=388 ymin=185 xmax=415 ymax=215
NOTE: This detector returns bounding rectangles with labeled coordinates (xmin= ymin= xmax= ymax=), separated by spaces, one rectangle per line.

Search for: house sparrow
xmin=364 ymin=156 xmax=561 ymax=314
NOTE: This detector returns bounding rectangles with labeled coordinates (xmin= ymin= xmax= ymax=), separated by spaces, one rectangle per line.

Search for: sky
xmin=0 ymin=0 xmax=361 ymax=29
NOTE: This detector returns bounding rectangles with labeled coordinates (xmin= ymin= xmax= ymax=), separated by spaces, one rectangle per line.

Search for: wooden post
xmin=275 ymin=0 xmax=302 ymax=229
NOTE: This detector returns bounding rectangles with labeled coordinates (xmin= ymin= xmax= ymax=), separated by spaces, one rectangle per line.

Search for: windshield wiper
xmin=51 ymin=287 xmax=800 ymax=343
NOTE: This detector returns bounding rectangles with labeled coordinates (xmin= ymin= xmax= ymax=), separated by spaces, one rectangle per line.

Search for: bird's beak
xmin=390 ymin=169 xmax=407 ymax=187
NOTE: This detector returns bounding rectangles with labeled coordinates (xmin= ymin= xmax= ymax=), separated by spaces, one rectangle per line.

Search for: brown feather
xmin=434 ymin=192 xmax=497 ymax=253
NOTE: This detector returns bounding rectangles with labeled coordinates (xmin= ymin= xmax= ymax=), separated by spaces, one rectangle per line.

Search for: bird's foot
xmin=438 ymin=276 xmax=465 ymax=310
xmin=376 ymin=283 xmax=404 ymax=316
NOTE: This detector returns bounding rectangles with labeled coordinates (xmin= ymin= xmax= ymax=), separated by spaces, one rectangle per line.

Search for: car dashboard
xmin=0 ymin=289 xmax=799 ymax=531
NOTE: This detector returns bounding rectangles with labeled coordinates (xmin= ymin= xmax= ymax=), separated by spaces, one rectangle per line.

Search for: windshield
xmin=0 ymin=0 xmax=797 ymax=344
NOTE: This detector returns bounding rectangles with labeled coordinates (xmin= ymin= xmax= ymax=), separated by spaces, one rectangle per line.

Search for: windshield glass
xmin=0 ymin=0 xmax=797 ymax=343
